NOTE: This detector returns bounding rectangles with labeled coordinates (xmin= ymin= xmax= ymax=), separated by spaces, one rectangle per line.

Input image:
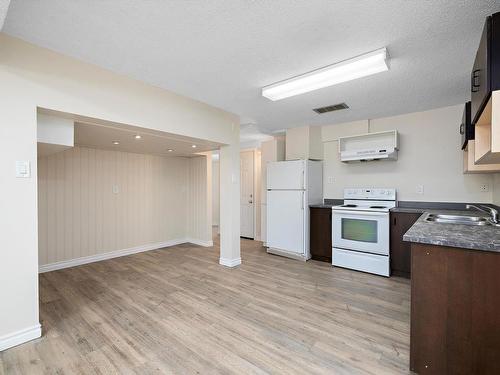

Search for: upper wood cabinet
xmin=285 ymin=126 xmax=323 ymax=161
xmin=474 ymin=91 xmax=500 ymax=164
xmin=471 ymin=12 xmax=500 ymax=126
xmin=464 ymin=139 xmax=500 ymax=173
xmin=469 ymin=12 xmax=500 ymax=166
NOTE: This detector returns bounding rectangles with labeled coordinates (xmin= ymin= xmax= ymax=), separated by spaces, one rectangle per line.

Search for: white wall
xmin=322 ymin=105 xmax=494 ymax=203
xmin=260 ymin=136 xmax=285 ymax=244
xmin=37 ymin=113 xmax=74 ymax=147
xmin=38 ymin=147 xmax=192 ymax=269
xmin=187 ymin=155 xmax=212 ymax=245
xmin=0 ymin=33 xmax=239 ymax=350
xmin=493 ymin=174 xmax=500 ymax=205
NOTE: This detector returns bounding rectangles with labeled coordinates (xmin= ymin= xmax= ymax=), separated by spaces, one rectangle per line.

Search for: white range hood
xmin=340 ymin=147 xmax=398 ymax=162
xmin=338 ymin=130 xmax=399 ymax=162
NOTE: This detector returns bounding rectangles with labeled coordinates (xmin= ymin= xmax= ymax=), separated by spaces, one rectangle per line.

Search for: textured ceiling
xmin=4 ymin=1 xmax=500 ymax=132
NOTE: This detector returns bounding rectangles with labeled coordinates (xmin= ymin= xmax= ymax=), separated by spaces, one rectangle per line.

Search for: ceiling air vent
xmin=313 ymin=103 xmax=349 ymax=114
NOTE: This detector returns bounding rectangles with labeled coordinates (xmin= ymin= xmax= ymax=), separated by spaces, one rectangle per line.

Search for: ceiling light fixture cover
xmin=167 ymin=149 xmax=173 ymax=152
xmin=191 ymin=145 xmax=197 ymax=148
xmin=134 ymin=134 xmax=142 ymax=139
xmin=112 ymin=141 xmax=120 ymax=145
xmin=262 ymin=47 xmax=389 ymax=101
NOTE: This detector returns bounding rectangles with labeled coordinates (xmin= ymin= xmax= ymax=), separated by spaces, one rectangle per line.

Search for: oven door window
xmin=341 ymin=218 xmax=378 ymax=243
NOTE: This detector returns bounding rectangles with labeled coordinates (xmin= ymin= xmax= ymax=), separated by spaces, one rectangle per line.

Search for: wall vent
xmin=313 ymin=103 xmax=349 ymax=114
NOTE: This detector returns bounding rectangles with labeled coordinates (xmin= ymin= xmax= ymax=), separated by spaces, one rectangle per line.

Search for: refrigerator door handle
xmin=301 ymin=192 xmax=304 ymax=210
xmin=301 ymin=170 xmax=305 ymax=189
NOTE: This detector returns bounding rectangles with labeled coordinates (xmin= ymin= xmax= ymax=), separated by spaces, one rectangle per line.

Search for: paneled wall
xmin=187 ymin=155 xmax=212 ymax=244
xmin=38 ymin=146 xmax=192 ymax=267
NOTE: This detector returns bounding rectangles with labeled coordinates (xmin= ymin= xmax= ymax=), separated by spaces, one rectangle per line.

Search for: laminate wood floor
xmin=1 ymin=236 xmax=411 ymax=374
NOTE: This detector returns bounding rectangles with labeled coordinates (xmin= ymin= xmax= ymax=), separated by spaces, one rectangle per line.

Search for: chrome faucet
xmin=466 ymin=204 xmax=499 ymax=224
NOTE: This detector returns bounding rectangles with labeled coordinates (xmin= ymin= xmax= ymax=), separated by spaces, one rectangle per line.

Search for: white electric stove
xmin=332 ymin=188 xmax=396 ymax=277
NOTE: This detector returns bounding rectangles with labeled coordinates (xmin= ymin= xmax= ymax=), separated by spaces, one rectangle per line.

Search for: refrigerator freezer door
xmin=267 ymin=190 xmax=305 ymax=254
xmin=267 ymin=160 xmax=305 ymax=190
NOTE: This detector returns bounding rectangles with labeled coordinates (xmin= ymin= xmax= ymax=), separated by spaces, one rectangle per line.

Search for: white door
xmin=267 ymin=160 xmax=305 ymax=190
xmin=240 ymin=151 xmax=254 ymax=238
xmin=267 ymin=190 xmax=305 ymax=254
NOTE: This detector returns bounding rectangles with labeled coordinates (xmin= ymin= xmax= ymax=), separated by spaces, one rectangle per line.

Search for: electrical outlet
xmin=327 ymin=176 xmax=334 ymax=184
xmin=416 ymin=185 xmax=424 ymax=194
xmin=480 ymin=184 xmax=489 ymax=192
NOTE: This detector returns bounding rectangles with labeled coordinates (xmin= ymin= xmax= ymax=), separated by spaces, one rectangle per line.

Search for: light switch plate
xmin=416 ymin=185 xmax=424 ymax=194
xmin=16 ymin=161 xmax=30 ymax=178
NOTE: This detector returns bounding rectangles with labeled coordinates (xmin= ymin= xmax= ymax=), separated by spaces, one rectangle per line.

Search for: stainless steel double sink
xmin=424 ymin=213 xmax=495 ymax=226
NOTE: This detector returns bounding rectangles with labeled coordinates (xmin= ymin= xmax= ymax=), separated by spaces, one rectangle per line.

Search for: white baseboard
xmin=0 ymin=324 xmax=41 ymax=352
xmin=39 ymin=239 xmax=187 ymax=273
xmin=186 ymin=238 xmax=214 ymax=247
xmin=219 ymin=257 xmax=242 ymax=267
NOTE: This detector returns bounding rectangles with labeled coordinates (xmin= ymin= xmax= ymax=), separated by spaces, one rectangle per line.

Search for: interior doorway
xmin=211 ymin=151 xmax=220 ymax=236
xmin=240 ymin=150 xmax=254 ymax=239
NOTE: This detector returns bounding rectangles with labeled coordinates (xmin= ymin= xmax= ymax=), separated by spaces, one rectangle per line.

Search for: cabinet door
xmin=309 ymin=207 xmax=332 ymax=262
xmin=410 ymin=244 xmax=500 ymax=374
xmin=471 ymin=17 xmax=490 ymax=125
xmin=390 ymin=212 xmax=422 ymax=278
xmin=410 ymin=244 xmax=450 ymax=374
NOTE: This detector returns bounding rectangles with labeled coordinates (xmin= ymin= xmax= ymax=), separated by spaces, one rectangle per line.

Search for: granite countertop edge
xmin=403 ymin=210 xmax=500 ymax=253
xmin=309 ymin=204 xmax=334 ymax=208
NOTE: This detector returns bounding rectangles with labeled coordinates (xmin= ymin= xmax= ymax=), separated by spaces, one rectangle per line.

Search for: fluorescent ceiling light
xmin=262 ymin=47 xmax=389 ymax=101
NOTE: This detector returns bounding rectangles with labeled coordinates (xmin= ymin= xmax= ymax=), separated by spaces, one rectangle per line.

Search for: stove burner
xmin=370 ymin=206 xmax=387 ymax=209
xmin=342 ymin=204 xmax=357 ymax=207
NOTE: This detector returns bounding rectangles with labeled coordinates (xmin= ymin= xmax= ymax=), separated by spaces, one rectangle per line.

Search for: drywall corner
xmin=493 ymin=174 xmax=500 ymax=206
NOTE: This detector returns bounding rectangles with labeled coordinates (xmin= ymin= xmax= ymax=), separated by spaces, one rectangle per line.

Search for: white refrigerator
xmin=266 ymin=160 xmax=323 ymax=261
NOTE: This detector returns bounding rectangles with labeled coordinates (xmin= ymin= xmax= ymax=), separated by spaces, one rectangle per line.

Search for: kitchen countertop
xmin=309 ymin=204 xmax=334 ymax=209
xmin=403 ymin=210 xmax=500 ymax=252
xmin=390 ymin=207 xmax=427 ymax=214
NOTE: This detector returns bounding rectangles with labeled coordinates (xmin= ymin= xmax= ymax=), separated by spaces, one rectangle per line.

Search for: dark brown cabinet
xmin=471 ymin=12 xmax=500 ymax=125
xmin=390 ymin=211 xmax=421 ymax=278
xmin=309 ymin=207 xmax=332 ymax=262
xmin=410 ymin=243 xmax=500 ymax=374
xmin=460 ymin=101 xmax=473 ymax=150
